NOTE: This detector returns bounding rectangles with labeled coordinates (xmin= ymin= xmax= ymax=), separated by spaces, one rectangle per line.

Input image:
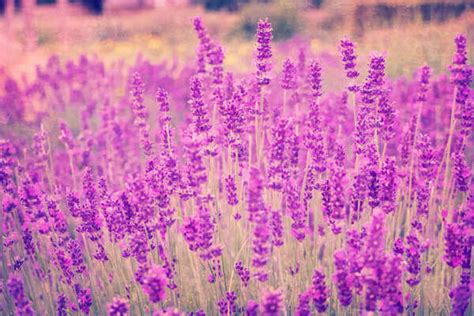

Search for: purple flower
xmin=415 ymin=65 xmax=431 ymax=103
xmin=333 ymin=250 xmax=352 ymax=306
xmin=286 ymin=120 xmax=299 ymax=173
xmin=393 ymin=238 xmax=404 ymax=255
xmin=451 ymin=35 xmax=468 ymax=68
xmin=379 ymin=157 xmax=397 ymax=214
xmin=2 ymin=193 xmax=17 ymax=213
xmin=142 ymin=265 xmax=167 ymax=303
xmin=217 ymin=291 xmax=237 ymax=315
xmin=55 ymin=248 xmax=75 ymax=284
xmin=245 ymin=300 xmax=259 ymax=316
xmin=380 ymin=255 xmax=404 ymax=314
xmin=311 ymin=269 xmax=328 ymax=313
xmin=182 ymin=133 xmax=208 ymax=195
xmin=405 ymin=233 xmax=421 ymax=287
xmin=22 ymin=227 xmax=35 ymax=257
xmin=400 ymin=116 xmax=417 ymax=168
xmin=450 ymin=34 xmax=469 ymax=84
xmin=449 ymin=247 xmax=471 ymax=316
xmin=295 ymin=291 xmax=311 ymax=316
xmin=46 ymin=197 xmax=68 ymax=234
xmin=378 ymin=89 xmax=396 ymax=143
xmin=125 ymin=228 xmax=149 ymax=264
xmin=57 ymin=294 xmax=67 ymax=316
xmin=321 ymin=179 xmax=333 ymax=220
xmin=362 ymin=211 xmax=389 ymax=311
xmin=217 ymin=297 xmax=228 ymax=315
xmin=194 ymin=310 xmax=206 ymax=316
xmin=225 ymin=175 xmax=238 ymax=206
xmin=0 ymin=139 xmax=17 ymax=192
xmin=59 ymin=120 xmax=75 ymax=150
xmin=449 ymin=282 xmax=471 ymax=316
xmin=193 ymin=17 xmax=213 ymax=74
xmin=182 ymin=216 xmax=200 ymax=252
xmin=450 ymin=35 xmax=473 ymax=135
xmin=208 ymin=44 xmax=225 ymax=85
xmin=66 ymin=191 xmax=81 ymax=217
xmin=329 ymin=153 xmax=346 ymax=224
xmin=78 ymin=168 xmax=104 ymax=236
xmin=155 ymin=87 xmax=171 ymax=124
xmin=304 ymin=101 xmax=326 ymax=175
xmin=460 ymin=99 xmax=473 ymax=137
xmin=308 ymin=60 xmax=322 ymax=97
xmin=270 ymin=209 xmax=284 ymax=247
xmin=108 ymin=297 xmax=129 ymax=316
xmin=67 ymin=238 xmax=86 ymax=274
xmin=355 ymin=54 xmax=385 ymax=155
xmin=197 ymin=207 xmax=220 ymax=261
xmin=367 ymin=169 xmax=380 ymax=210
xmin=453 ymin=147 xmax=471 ymax=193
xmin=74 ymin=284 xmax=92 ymax=315
xmin=235 ymin=261 xmax=250 ymax=287
xmin=281 ymin=59 xmax=297 ymax=90
xmin=416 ymin=133 xmax=437 ymax=181
xmin=339 ymin=38 xmax=359 ymax=91
xmin=248 ymin=167 xmax=271 ymax=281
xmin=444 ymin=222 xmax=465 ymax=268
xmin=286 ymin=183 xmax=306 ymax=241
xmin=7 ymin=275 xmax=34 ymax=316
xmin=255 ymin=18 xmax=273 ymax=86
xmin=364 ymin=211 xmax=385 ymax=266
xmin=130 ymin=72 xmax=153 ymax=156
xmin=261 ymin=289 xmax=283 ymax=316
xmin=268 ymin=118 xmax=289 ymax=190
xmin=208 ymin=273 xmax=216 ymax=284
xmin=222 ymin=84 xmax=246 ymax=150
xmin=189 ymin=76 xmax=211 ymax=135
xmin=33 ymin=130 xmax=48 ymax=163
xmin=344 ymin=229 xmax=365 ymax=295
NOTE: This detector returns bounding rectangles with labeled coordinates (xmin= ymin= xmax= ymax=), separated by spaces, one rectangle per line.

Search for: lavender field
xmin=0 ymin=16 xmax=473 ymax=315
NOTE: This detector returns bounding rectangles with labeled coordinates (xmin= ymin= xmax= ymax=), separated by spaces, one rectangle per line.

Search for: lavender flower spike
xmin=142 ymin=265 xmax=167 ymax=303
xmin=339 ymin=38 xmax=360 ymax=91
xmin=261 ymin=289 xmax=284 ymax=315
xmin=255 ymin=18 xmax=273 ymax=86
xmin=281 ymin=59 xmax=297 ymax=90
xmin=7 ymin=275 xmax=34 ymax=316
xmin=108 ymin=297 xmax=129 ymax=316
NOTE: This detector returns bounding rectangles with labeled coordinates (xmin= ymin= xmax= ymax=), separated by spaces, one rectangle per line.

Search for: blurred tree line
xmin=191 ymin=0 xmax=323 ymax=11
xmin=0 ymin=0 xmax=102 ymax=13
xmin=0 ymin=0 xmax=320 ymax=13
xmin=191 ymin=0 xmax=323 ymax=41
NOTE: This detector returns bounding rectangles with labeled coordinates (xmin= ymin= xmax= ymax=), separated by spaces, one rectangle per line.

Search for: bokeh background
xmin=0 ymin=0 xmax=473 ymax=92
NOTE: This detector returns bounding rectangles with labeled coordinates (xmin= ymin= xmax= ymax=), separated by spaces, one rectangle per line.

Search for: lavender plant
xmin=0 ymin=18 xmax=473 ymax=316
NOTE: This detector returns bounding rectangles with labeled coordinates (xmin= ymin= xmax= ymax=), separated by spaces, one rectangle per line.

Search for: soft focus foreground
xmin=1 ymin=13 xmax=474 ymax=316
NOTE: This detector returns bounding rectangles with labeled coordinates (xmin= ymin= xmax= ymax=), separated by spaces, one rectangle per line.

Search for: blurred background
xmin=0 ymin=0 xmax=473 ymax=85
